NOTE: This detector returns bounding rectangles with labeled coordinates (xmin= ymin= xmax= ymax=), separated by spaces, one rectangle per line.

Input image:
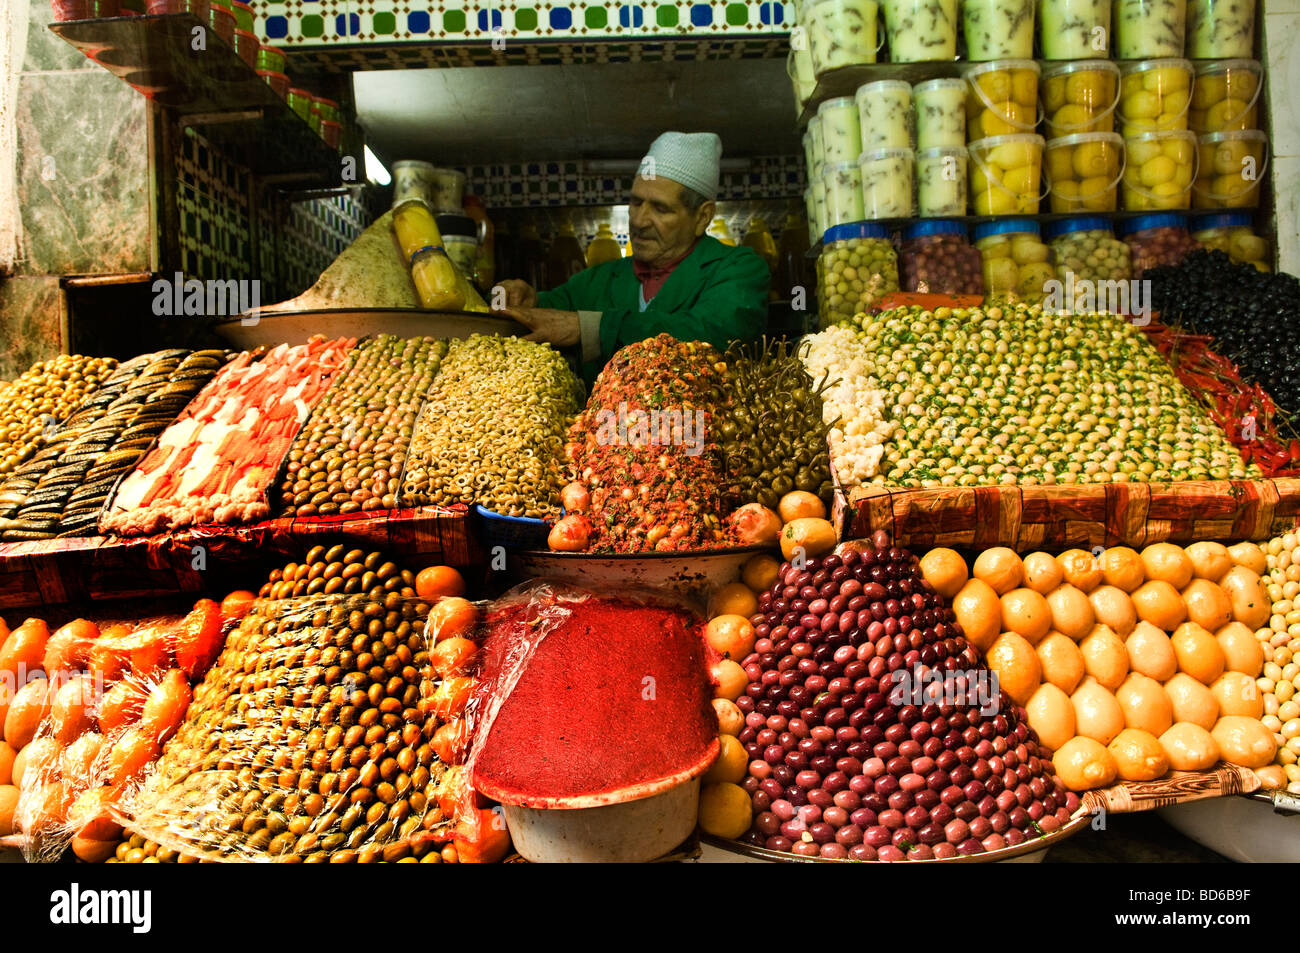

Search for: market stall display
xmin=973 ymin=219 xmax=1055 ymax=304
xmin=0 ymin=355 xmax=117 ymax=481
xmin=817 ymin=224 xmax=901 ymax=329
xmin=100 ymin=338 xmax=353 ymax=535
xmin=1190 ymin=212 xmax=1270 ymax=271
xmin=1251 ymin=531 xmax=1300 ymax=793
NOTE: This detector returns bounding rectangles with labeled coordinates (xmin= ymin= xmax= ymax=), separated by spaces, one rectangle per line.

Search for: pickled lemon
xmin=1073 ymin=142 xmax=1115 ymax=178
xmin=1044 ymin=76 xmax=1068 ymax=111
xmin=988 ymin=142 xmax=1036 ymax=169
xmin=1140 ymin=155 xmax=1177 ymax=187
xmin=1071 ymin=679 xmax=1125 ymax=745
xmin=985 ymin=632 xmax=1042 ymax=706
xmin=1214 ymin=621 xmax=1263 ymax=676
xmin=983 ymin=256 xmax=1020 ymax=290
xmin=1210 ymin=715 xmax=1277 ymax=769
xmin=1160 ymin=722 xmax=1220 ymax=771
xmin=1182 ymin=579 xmax=1232 ymax=631
xmin=1038 ymin=632 xmax=1087 ymax=694
xmin=1011 ymin=236 xmax=1049 ymax=262
xmin=1066 ymin=70 xmax=1110 ymax=106
xmin=1209 ymin=671 xmax=1263 ymax=719
xmin=1163 ymin=673 xmax=1219 ymax=729
xmin=1144 ymin=66 xmax=1189 ymax=92
xmin=1108 ymin=728 xmax=1170 ymax=782
xmin=1026 ymin=682 xmax=1076 ymax=752
xmin=1010 ymin=70 xmax=1038 ymax=107
xmin=1123 ymin=90 xmax=1162 ymax=120
xmin=1051 ymin=104 xmax=1095 ymax=133
xmin=1192 ymin=75 xmax=1226 ymax=108
xmin=1225 ymin=72 xmax=1258 ymax=100
xmin=975 ymin=71 xmax=1013 ymax=103
xmin=1126 ymin=621 xmax=1178 ymax=681
xmin=1184 ymin=541 xmax=1232 ymax=583
xmin=1205 ymin=98 xmax=1252 ymax=131
xmin=1080 ymin=624 xmax=1130 ymax=691
xmin=1090 ymin=585 xmax=1138 ymax=635
xmin=1080 ymin=176 xmax=1116 ymax=210
xmin=1127 ymin=139 xmax=1162 ymax=166
xmin=1018 ymin=262 xmax=1055 ymax=295
xmin=1171 ymin=621 xmax=1226 ymax=685
xmin=979 ymin=106 xmax=1017 ymax=137
xmin=1047 ymin=147 xmax=1076 ymax=182
xmin=1003 ymin=164 xmax=1040 ymax=195
xmin=1162 ymin=136 xmax=1194 ymax=164
xmin=1161 ymin=88 xmax=1190 ymax=120
xmin=1054 ymin=736 xmax=1118 ymax=791
xmin=1116 ymin=672 xmax=1174 ymax=736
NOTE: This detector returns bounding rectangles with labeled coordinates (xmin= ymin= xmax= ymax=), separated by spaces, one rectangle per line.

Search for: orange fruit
xmin=98 ymin=679 xmax=148 ymax=734
xmin=1115 ymin=672 xmax=1174 ymax=736
xmin=1108 ymin=728 xmax=1169 ymax=782
xmin=1046 ymin=584 xmax=1095 ymax=640
xmin=919 ymin=548 xmax=969 ymax=599
xmin=1140 ymin=543 xmax=1194 ymax=589
xmin=219 ymin=590 xmax=257 ymax=621
xmin=1170 ymin=621 xmax=1225 ymax=685
xmin=1022 ymin=551 xmax=1064 ymax=595
xmin=1037 ymin=633 xmax=1086 ymax=694
xmin=1211 ymin=715 xmax=1277 ymax=768
xmin=430 ymin=637 xmax=479 ymax=677
xmin=416 ymin=566 xmax=467 ymax=601
xmin=1053 ymin=736 xmax=1118 ymax=791
xmin=779 ymin=518 xmax=837 ymax=561
xmin=741 ymin=554 xmax=781 ymax=594
xmin=1163 ymin=674 xmax=1220 ymax=730
xmin=1185 ymin=541 xmax=1233 ymax=583
xmin=1057 ymin=549 xmax=1104 ymax=592
xmin=705 ymin=615 xmax=756 ymax=660
xmin=139 ymin=669 xmax=193 ymax=744
xmin=708 ymin=583 xmax=759 ymax=620
xmin=50 ymin=673 xmax=98 ymax=743
xmin=13 ymin=737 xmax=60 ymax=790
xmin=1026 ymin=682 xmax=1076 ymax=752
xmin=1088 ymin=585 xmax=1137 ymax=636
xmin=1226 ymin=541 xmax=1267 ymax=575
xmin=704 ymin=734 xmax=748 ymax=784
xmin=4 ymin=678 xmax=53 ymax=750
xmin=973 ymin=547 xmax=1024 ymax=595
xmin=778 ymin=490 xmax=827 ymax=523
xmin=1182 ymin=579 xmax=1232 ymax=631
xmin=107 ymin=726 xmax=160 ymax=787
xmin=1159 ymin=722 xmax=1220 ymax=770
xmin=0 ymin=786 xmax=18 ymax=838
xmin=1000 ymin=588 xmax=1053 ymax=643
xmin=1126 ymin=621 xmax=1178 ymax=681
xmin=712 ymin=698 xmax=744 ymax=736
xmin=1219 ymin=565 xmax=1270 ymax=629
xmin=698 ymin=781 xmax=753 ymax=839
xmin=60 ymin=731 xmax=104 ymax=781
xmin=711 ymin=659 xmax=747 ymax=701
xmin=984 ymin=632 xmax=1041 ymax=706
xmin=41 ymin=619 xmax=99 ymax=677
xmin=1215 ymin=621 xmax=1263 ymax=676
xmin=1210 ymin=671 xmax=1263 ymax=719
xmin=1099 ymin=546 xmax=1145 ymax=592
xmin=429 ymin=676 xmax=475 ymax=720
xmin=1071 ymin=679 xmax=1125 ymax=745
xmin=430 ymin=597 xmax=480 ymax=642
xmin=1079 ymin=624 xmax=1130 ymax=691
xmin=0 ymin=741 xmax=14 ymax=785
xmin=951 ymin=578 xmax=1002 ymax=653
xmin=1131 ymin=580 xmax=1187 ymax=631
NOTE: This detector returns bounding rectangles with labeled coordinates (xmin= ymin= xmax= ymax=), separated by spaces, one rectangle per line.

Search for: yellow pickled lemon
xmin=973 ymin=546 xmax=1023 ymax=595
xmin=1080 ymin=177 xmax=1117 ymax=211
xmin=1018 ymin=262 xmax=1056 ymax=295
xmin=1072 ymin=141 xmax=1115 ymax=178
xmin=1205 ymin=98 xmax=1252 ymax=131
xmin=970 ymin=162 xmax=991 ymax=194
xmin=1010 ymin=235 xmax=1049 ymax=262
xmin=1003 ymin=163 xmax=1040 ymax=196
xmin=1209 ymin=671 xmax=1263 ymax=719
xmin=1214 ymin=621 xmax=1263 ymax=676
xmin=983 ymin=256 xmax=1021 ymax=291
xmin=1226 ymin=542 xmax=1267 ymax=575
xmin=1121 ymin=73 xmax=1143 ymax=96
xmin=1116 ymin=672 xmax=1174 ymax=736
xmin=976 ymin=70 xmax=1014 ymax=103
xmin=1140 ymin=155 xmax=1177 ymax=187
xmin=1044 ymin=75 xmax=1068 ymax=111
xmin=1225 ymin=71 xmax=1258 ymax=100
xmin=1131 ymin=579 xmax=1187 ymax=631
xmin=1046 ymin=147 xmax=1076 ymax=183
xmin=1123 ymin=90 xmax=1162 ymax=120
xmin=1229 ymin=233 xmax=1268 ymax=261
xmin=1108 ymin=728 xmax=1170 ymax=782
xmin=1079 ymin=624 xmax=1130 ymax=691
xmin=1163 ymin=673 xmax=1220 ymax=730
xmin=1090 ymin=585 xmax=1137 ymax=635
xmin=1010 ymin=70 xmax=1038 ymax=107
xmin=703 ymin=733 xmax=749 ymax=784
xmin=1171 ymin=621 xmax=1226 ymax=685
xmin=1141 ymin=543 xmax=1195 ymax=589
xmin=980 ymin=238 xmax=1013 ymax=258
xmin=1191 ymin=74 xmax=1226 ymax=108
xmin=1066 ymin=70 xmax=1108 ymax=106
xmin=698 ymin=781 xmax=752 ymax=839
xmin=1160 ymin=722 xmax=1220 ymax=771
xmin=985 ymin=632 xmax=1042 ymax=706
xmin=1160 ymin=88 xmax=1190 ymax=119
xmin=1072 ymin=679 xmax=1126 ymax=745
xmin=1051 ymin=104 xmax=1095 ymax=133
xmin=1047 ymin=584 xmax=1095 ymax=640
xmin=1054 ymin=736 xmax=1118 ymax=791
xmin=1184 ymin=541 xmax=1233 ymax=583
xmin=1161 ymin=136 xmax=1194 ymax=163
xmin=979 ymin=106 xmax=1016 ymax=137
xmin=1182 ymin=579 xmax=1232 ymax=632
xmin=1211 ymin=173 xmax=1255 ymax=204
xmin=1144 ymin=65 xmax=1190 ymax=92
xmin=988 ymin=141 xmax=1036 ymax=169
xmin=1126 ymin=621 xmax=1178 ymax=681
xmin=1210 ymin=715 xmax=1277 ymax=769
xmin=1026 ymin=682 xmax=1076 ymax=752
xmin=1038 ymin=632 xmax=1087 ymax=694
xmin=1151 ymin=181 xmax=1185 ymax=204
xmin=1126 ymin=138 xmax=1162 ymax=166
xmin=974 ymin=190 xmax=1007 ymax=215
xmin=1014 ymin=193 xmax=1040 ymax=214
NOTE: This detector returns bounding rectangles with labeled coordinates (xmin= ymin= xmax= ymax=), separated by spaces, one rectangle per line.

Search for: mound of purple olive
xmin=735 ymin=531 xmax=1081 ymax=861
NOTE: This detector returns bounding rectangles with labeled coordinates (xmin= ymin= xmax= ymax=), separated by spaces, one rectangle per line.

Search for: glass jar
xmin=1046 ymin=216 xmax=1133 ymax=293
xmin=1190 ymin=59 xmax=1262 ymax=134
xmin=1112 ymin=0 xmax=1185 ymax=57
xmin=1039 ymin=0 xmax=1110 ymax=59
xmin=899 ymin=221 xmax=984 ymax=294
xmin=860 ymin=147 xmax=915 ymax=218
xmin=807 ymin=0 xmax=881 ymax=75
xmin=1194 ymin=129 xmax=1268 ymax=209
xmin=823 ymin=161 xmax=866 ymax=226
xmin=807 ymin=114 xmax=827 ymax=172
xmin=914 ymin=78 xmax=967 ymax=149
xmin=856 ymin=80 xmax=913 ymax=150
xmin=1191 ymin=212 xmax=1271 ymax=271
xmin=1118 ymin=213 xmax=1201 ymax=277
xmin=1187 ymin=0 xmax=1255 ymax=57
xmin=881 ymin=0 xmax=958 ymax=61
xmin=974 ymin=219 xmax=1055 ymax=303
xmin=963 ymin=0 xmax=1036 ymax=59
xmin=818 ymin=223 xmax=901 ymax=328
xmin=1041 ymin=61 xmax=1120 ymax=138
xmin=1122 ymin=129 xmax=1196 ymax=210
xmin=916 ymin=145 xmax=968 ymax=216
xmin=968 ymin=133 xmax=1045 ymax=215
xmin=965 ymin=59 xmax=1040 ymax=140
xmin=1045 ymin=131 xmax=1124 ymax=213
xmin=819 ymin=96 xmax=862 ymax=164
xmin=1118 ymin=59 xmax=1193 ymax=134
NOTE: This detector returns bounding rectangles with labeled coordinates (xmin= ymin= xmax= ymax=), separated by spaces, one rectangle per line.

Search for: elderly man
xmin=495 ymin=132 xmax=770 ymax=380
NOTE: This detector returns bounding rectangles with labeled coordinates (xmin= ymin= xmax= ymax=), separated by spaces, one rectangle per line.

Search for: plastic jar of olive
xmin=973 ymin=218 xmax=1055 ymax=303
xmin=1045 ymin=216 xmax=1133 ymax=292
xmin=1118 ymin=213 xmax=1201 ymax=277
xmin=899 ymin=220 xmax=984 ymax=294
xmin=817 ymin=222 xmax=901 ymax=328
xmin=1191 ymin=211 xmax=1271 ymax=271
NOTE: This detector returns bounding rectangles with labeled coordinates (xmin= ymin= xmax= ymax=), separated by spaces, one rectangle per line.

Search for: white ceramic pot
xmin=1158 ymin=794 xmax=1300 ymax=863
xmin=503 ymin=778 xmax=701 ymax=863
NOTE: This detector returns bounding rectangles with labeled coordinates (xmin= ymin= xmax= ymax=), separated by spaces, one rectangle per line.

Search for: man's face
xmin=628 ymin=174 xmax=713 ymax=267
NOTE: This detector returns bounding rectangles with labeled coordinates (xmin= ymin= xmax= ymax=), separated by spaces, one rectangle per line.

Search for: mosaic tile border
xmin=249 ymin=1 xmax=793 ymax=48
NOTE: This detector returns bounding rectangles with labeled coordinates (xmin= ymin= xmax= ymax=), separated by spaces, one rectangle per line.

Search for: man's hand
xmin=498 ymin=307 xmax=581 ymax=347
xmin=495 ymin=279 xmax=537 ymax=308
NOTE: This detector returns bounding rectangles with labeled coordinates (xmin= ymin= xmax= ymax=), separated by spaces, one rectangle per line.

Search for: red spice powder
xmin=470 ymin=591 xmax=719 ymax=808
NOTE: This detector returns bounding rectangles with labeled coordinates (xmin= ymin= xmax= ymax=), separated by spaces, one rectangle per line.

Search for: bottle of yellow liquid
xmin=741 ymin=217 xmax=778 ymax=272
xmin=585 ymin=224 xmax=622 ymax=267
xmin=707 ymin=217 xmax=736 ymax=246
xmin=394 ymin=200 xmax=465 ymax=311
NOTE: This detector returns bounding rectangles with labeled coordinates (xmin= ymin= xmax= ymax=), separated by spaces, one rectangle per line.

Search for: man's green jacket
xmin=537 ymin=235 xmax=770 ymax=382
